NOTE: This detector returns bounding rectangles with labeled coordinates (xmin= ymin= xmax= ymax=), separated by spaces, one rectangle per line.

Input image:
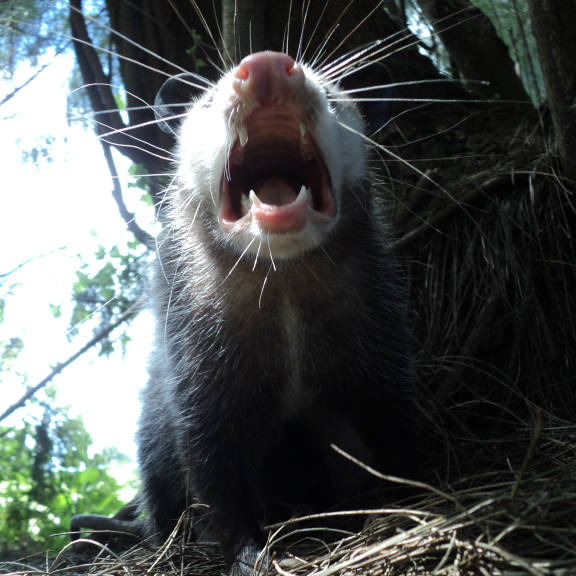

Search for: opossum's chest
xmin=276 ymin=295 xmax=312 ymax=417
xmin=214 ymin=271 xmax=353 ymax=417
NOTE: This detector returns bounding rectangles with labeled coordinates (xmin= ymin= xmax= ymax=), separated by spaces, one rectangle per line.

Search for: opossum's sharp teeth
xmin=239 ymin=125 xmax=248 ymax=147
xmin=240 ymin=191 xmax=252 ymax=215
xmin=293 ymin=185 xmax=311 ymax=206
xmin=221 ymin=106 xmax=336 ymax=231
xmin=249 ymin=189 xmax=261 ymax=207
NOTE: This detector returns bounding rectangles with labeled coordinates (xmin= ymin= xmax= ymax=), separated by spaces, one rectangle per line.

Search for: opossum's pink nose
xmin=233 ymin=52 xmax=305 ymax=105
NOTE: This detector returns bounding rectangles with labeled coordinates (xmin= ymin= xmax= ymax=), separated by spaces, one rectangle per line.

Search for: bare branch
xmin=101 ymin=141 xmax=153 ymax=246
xmin=0 ymin=246 xmax=67 ymax=279
xmin=1 ymin=62 xmax=51 ymax=107
xmin=68 ymin=0 xmax=149 ymax=167
xmin=0 ymin=306 xmax=137 ymax=424
xmin=69 ymin=0 xmax=126 ymax=133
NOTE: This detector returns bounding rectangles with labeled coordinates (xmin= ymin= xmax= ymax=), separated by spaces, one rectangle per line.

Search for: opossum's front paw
xmin=229 ymin=542 xmax=268 ymax=576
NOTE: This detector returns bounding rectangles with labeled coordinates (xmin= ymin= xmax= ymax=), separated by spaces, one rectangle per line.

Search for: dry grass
xmin=2 ymin=412 xmax=574 ymax=576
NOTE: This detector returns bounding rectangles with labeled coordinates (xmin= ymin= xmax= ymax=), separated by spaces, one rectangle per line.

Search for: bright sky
xmin=1 ymin=53 xmax=158 ymax=488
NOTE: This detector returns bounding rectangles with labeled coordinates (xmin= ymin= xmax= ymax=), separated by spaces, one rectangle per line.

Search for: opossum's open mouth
xmin=219 ymin=107 xmax=336 ymax=233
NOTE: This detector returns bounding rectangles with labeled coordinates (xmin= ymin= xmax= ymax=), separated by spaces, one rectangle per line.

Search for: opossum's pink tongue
xmin=254 ymin=177 xmax=297 ymax=205
xmin=249 ymin=177 xmax=309 ymax=232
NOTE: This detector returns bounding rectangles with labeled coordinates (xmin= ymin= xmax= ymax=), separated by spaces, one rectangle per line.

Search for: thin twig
xmin=0 ymin=306 xmax=137 ymax=424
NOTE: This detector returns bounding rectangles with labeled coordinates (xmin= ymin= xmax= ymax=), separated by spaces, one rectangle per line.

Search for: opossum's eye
xmin=154 ymin=73 xmax=211 ymax=134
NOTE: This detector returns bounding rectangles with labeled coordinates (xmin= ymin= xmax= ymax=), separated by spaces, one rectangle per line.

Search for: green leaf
xmin=1 ymin=337 xmax=24 ymax=370
xmin=119 ymin=333 xmax=132 ymax=346
xmin=0 ymin=406 xmax=130 ymax=552
xmin=49 ymin=304 xmax=62 ymax=318
xmin=139 ymin=192 xmax=154 ymax=207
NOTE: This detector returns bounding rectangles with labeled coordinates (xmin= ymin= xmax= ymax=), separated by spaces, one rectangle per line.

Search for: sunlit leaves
xmin=68 ymin=243 xmax=146 ymax=355
xmin=0 ymin=0 xmax=70 ymax=80
xmin=0 ymin=337 xmax=23 ymax=372
xmin=0 ymin=405 xmax=128 ymax=555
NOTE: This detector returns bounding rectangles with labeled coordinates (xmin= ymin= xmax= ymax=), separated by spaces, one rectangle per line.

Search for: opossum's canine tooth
xmin=293 ymin=185 xmax=309 ymax=206
xmin=249 ymin=189 xmax=261 ymax=207
xmin=239 ymin=125 xmax=248 ymax=147
xmin=240 ymin=192 xmax=252 ymax=215
xmin=299 ymin=120 xmax=307 ymax=138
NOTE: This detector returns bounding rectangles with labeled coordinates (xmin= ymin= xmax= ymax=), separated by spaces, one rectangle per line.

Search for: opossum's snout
xmin=220 ymin=52 xmax=336 ymax=236
xmin=232 ymin=52 xmax=305 ymax=106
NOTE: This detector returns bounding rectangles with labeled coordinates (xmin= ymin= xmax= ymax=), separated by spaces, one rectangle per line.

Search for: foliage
xmin=1 ymin=277 xmax=132 ymax=558
xmin=18 ymin=134 xmax=56 ymax=167
xmin=0 ymin=0 xmax=69 ymax=81
xmin=0 ymin=285 xmax=24 ymax=373
xmin=0 ymin=393 xmax=129 ymax=555
xmin=0 ymin=336 xmax=24 ymax=371
xmin=68 ymin=242 xmax=146 ymax=356
xmin=185 ymin=29 xmax=208 ymax=75
xmin=128 ymin=163 xmax=156 ymax=204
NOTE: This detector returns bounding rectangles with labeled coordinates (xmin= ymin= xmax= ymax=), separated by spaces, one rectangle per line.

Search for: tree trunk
xmin=221 ymin=0 xmax=266 ymax=65
xmin=417 ymin=0 xmax=531 ymax=102
xmin=527 ymin=0 xmax=576 ymax=184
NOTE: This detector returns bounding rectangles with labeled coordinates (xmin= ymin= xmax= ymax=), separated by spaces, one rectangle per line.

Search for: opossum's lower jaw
xmin=218 ymin=105 xmax=338 ymax=259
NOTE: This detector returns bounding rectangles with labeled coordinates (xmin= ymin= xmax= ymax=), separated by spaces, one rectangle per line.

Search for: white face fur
xmin=171 ymin=60 xmax=368 ymax=261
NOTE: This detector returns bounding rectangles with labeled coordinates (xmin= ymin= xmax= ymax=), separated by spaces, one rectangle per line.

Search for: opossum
xmin=70 ymin=51 xmax=417 ymax=575
xmin=137 ymin=51 xmax=417 ymax=575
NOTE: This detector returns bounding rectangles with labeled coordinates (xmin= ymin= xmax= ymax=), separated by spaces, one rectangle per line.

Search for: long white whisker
xmin=68 ymin=3 xmax=214 ymax=83
xmin=225 ymin=237 xmax=257 ymax=281
xmin=337 ymin=118 xmax=495 ymax=247
xmin=296 ymin=0 xmax=311 ymax=63
xmin=317 ymin=0 xmax=387 ymax=70
xmin=285 ymin=0 xmax=294 ymax=55
xmin=259 ymin=264 xmax=273 ymax=309
xmin=320 ymin=5 xmax=481 ymax=81
xmin=267 ymin=233 xmax=277 ymax=272
xmin=253 ymin=238 xmax=263 ymax=271
xmin=300 ymin=0 xmax=331 ymax=64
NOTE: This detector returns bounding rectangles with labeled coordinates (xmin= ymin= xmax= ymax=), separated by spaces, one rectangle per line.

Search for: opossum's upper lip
xmin=219 ymin=107 xmax=335 ymax=233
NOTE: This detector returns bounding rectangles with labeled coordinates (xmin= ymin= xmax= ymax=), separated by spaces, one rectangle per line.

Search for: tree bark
xmin=221 ymin=0 xmax=266 ymax=66
xmin=69 ymin=0 xmax=128 ymax=142
xmin=417 ymin=0 xmax=531 ymax=102
xmin=527 ymin=0 xmax=576 ymax=184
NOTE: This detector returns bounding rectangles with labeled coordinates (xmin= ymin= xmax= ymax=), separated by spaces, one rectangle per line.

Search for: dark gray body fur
xmin=138 ymin=179 xmax=415 ymax=560
xmin=137 ymin=60 xmax=416 ymax=574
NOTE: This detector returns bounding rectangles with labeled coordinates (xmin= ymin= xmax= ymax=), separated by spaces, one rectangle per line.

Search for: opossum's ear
xmin=154 ymin=73 xmax=209 ymax=134
xmin=339 ymin=63 xmax=395 ymax=131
